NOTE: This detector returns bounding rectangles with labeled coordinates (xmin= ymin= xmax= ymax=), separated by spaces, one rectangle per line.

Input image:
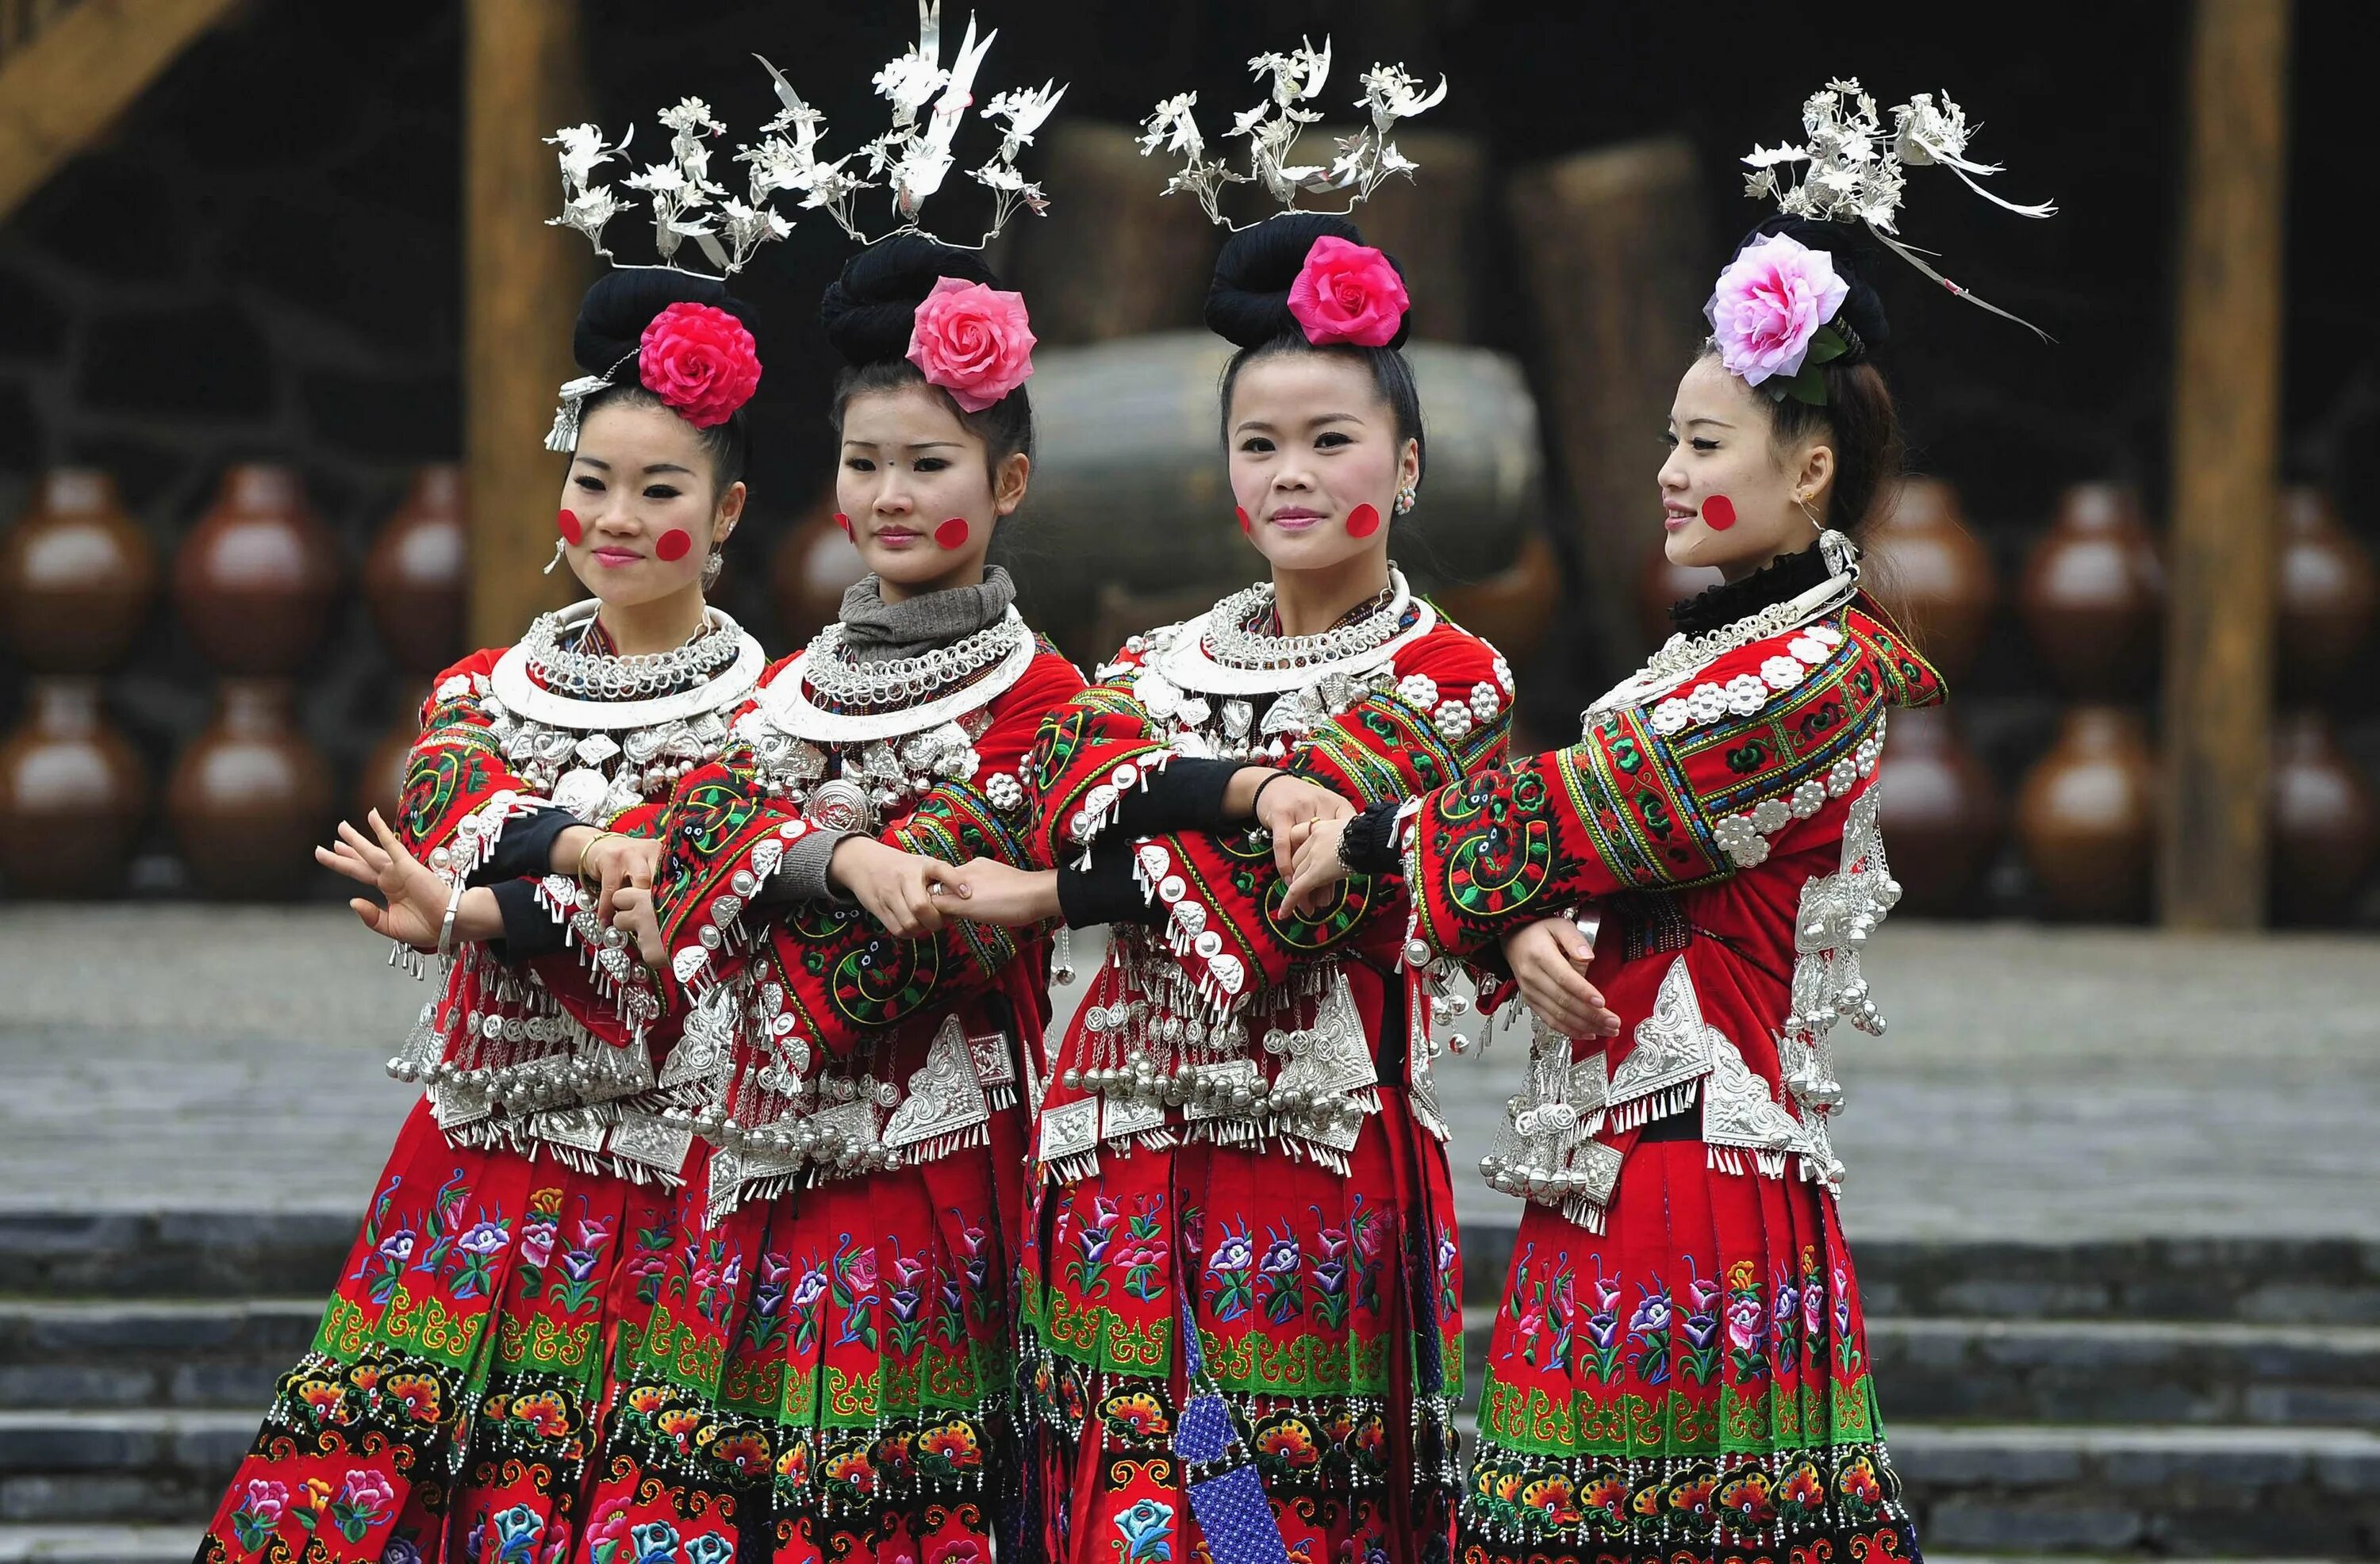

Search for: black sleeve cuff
xmin=488 ymin=877 xmax=570 ymax=960
xmin=1058 ymin=849 xmax=1162 ymax=929
xmin=1339 ymin=800 xmax=1404 ymax=876
xmin=1107 ymin=757 xmax=1242 ymax=838
xmin=474 ymin=807 xmax=578 ymax=886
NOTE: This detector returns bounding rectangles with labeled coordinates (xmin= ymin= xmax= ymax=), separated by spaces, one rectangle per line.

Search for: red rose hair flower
xmin=1285 ymin=236 xmax=1408 ymax=348
xmin=638 ymin=301 xmax=762 ymax=429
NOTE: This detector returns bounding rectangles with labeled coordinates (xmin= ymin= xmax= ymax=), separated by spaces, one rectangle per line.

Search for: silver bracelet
xmin=436 ymin=879 xmax=465 ymax=959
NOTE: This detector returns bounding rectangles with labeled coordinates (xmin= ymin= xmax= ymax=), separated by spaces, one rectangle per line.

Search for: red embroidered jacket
xmin=1399 ymin=594 xmax=1944 ymax=1223
xmin=648 ymin=639 xmax=1086 ymax=1218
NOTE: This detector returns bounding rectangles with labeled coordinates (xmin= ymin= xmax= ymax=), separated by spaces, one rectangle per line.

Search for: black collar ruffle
xmin=1667 ymin=543 xmax=1833 ymax=638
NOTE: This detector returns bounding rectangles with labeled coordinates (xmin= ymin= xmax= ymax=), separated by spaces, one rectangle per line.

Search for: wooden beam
xmin=0 ymin=0 xmax=246 ymax=221
xmin=2159 ymin=0 xmax=2293 ymax=930
xmin=463 ymin=0 xmax=585 ymax=648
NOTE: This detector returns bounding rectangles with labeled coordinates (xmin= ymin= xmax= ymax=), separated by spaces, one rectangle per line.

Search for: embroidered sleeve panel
xmin=1404 ymin=613 xmax=1904 ymax=957
xmin=1026 ymin=638 xmax=1178 ymax=869
xmin=654 ymin=648 xmax=1082 ymax=1062
xmin=1126 ymin=623 xmax=1514 ymax=1014
xmin=398 ymin=647 xmax=522 ymax=864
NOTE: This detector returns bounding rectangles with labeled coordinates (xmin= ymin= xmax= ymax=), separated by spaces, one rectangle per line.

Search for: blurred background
xmin=1 ymin=2 xmax=2376 ymax=1558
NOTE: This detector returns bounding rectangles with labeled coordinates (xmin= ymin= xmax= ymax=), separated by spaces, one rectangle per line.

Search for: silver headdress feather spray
xmin=1138 ymin=37 xmax=1447 ymax=229
xmin=1744 ymin=79 xmax=2056 ymax=338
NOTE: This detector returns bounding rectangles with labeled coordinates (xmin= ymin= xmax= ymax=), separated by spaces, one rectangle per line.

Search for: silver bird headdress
xmin=1138 ymin=37 xmax=1447 ymax=230
xmin=1744 ymin=78 xmax=2056 ymax=337
xmin=741 ymin=1 xmax=1066 ymax=251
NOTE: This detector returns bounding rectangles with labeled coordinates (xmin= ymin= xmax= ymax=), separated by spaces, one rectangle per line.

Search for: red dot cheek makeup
xmin=1345 ymin=503 xmax=1381 ymax=539
xmin=557 ymin=509 xmax=583 ymax=545
xmin=655 ymin=528 xmax=693 ymax=562
xmin=1702 ymin=495 xmax=1737 ymax=531
xmin=933 ymin=517 xmax=971 ymax=550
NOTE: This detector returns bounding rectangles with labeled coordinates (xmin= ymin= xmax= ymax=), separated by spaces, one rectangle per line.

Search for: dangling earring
xmin=1794 ymin=490 xmax=1824 ymax=533
xmin=1394 ymin=480 xmax=1418 ymax=516
xmin=543 ymin=538 xmax=566 ymax=575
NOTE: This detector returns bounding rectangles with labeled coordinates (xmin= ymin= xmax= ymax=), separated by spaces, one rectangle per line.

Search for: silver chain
xmin=1202 ymin=570 xmax=1411 ymax=672
xmin=798 ymin=611 xmax=1029 ymax=707
xmin=521 ymin=608 xmax=741 ymax=701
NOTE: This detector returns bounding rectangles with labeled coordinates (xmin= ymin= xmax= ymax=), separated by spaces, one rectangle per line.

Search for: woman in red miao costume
xmin=592 ymin=229 xmax=1082 ymax=1564
xmin=198 ymin=261 xmax=777 ymax=1561
xmin=1285 ymin=79 xmax=2056 ymax=1564
xmin=940 ymin=52 xmax=1495 ymax=1559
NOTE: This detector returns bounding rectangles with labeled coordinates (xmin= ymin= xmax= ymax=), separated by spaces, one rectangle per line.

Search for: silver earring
xmin=543 ymin=538 xmax=566 ymax=575
xmin=1394 ymin=481 xmax=1418 ymax=516
xmin=1795 ymin=493 xmax=1823 ymax=532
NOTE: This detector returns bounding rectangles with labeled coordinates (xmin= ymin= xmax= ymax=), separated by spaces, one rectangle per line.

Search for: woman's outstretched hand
xmin=829 ymin=837 xmax=969 ymax=937
xmin=1503 ymin=916 xmax=1621 ymax=1039
xmin=316 ymin=810 xmax=455 ymax=949
xmin=932 ymin=860 xmax=1061 ymax=928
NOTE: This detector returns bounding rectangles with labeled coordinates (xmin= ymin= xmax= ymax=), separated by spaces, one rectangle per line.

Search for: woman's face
xmin=559 ymin=400 xmax=743 ymax=608
xmin=836 ymin=383 xmax=1026 ymax=597
xmin=1226 ymin=351 xmax=1418 ymax=577
xmin=1657 ymin=354 xmax=1834 ymax=580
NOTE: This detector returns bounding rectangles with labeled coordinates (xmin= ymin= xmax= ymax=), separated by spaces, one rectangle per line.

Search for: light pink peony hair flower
xmin=1703 ymin=233 xmax=1850 ymax=387
xmin=906 ymin=277 xmax=1037 ymax=412
xmin=1286 ymin=235 xmax=1408 ymax=348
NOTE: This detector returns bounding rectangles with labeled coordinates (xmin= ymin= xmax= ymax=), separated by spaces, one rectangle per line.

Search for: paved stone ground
xmin=1 ymin=909 xmax=2373 ymax=1243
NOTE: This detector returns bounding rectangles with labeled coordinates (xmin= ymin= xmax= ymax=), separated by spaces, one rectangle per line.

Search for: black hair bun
xmin=572 ymin=269 xmax=757 ymax=379
xmin=1205 ymin=212 xmax=1411 ymax=351
xmin=819 ymin=234 xmax=1002 ymax=366
xmin=1733 ymin=216 xmax=1891 ymax=356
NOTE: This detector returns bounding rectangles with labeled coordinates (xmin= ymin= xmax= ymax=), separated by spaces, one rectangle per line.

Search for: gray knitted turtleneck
xmin=768 ymin=565 xmax=1020 ymax=899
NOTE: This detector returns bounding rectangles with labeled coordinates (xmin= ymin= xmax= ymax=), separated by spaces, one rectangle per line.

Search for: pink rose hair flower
xmin=1286 ymin=236 xmax=1408 ymax=348
xmin=1704 ymin=232 xmax=1849 ymax=387
xmin=639 ymin=302 xmax=762 ymax=429
xmin=907 ymin=277 xmax=1036 ymax=412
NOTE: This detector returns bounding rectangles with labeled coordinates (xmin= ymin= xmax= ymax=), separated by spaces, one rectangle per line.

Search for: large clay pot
xmin=2013 ymin=705 xmax=2159 ymax=922
xmin=167 ymin=678 xmax=335 ymax=899
xmin=1875 ymin=704 xmax=2001 ymax=915
xmin=1867 ymin=477 xmax=1997 ymax=684
xmin=2268 ymin=710 xmax=2378 ymax=924
xmin=2017 ymin=484 xmax=2164 ymax=702
xmin=1636 ymin=545 xmax=1725 ymax=651
xmin=2275 ymin=487 xmax=2377 ymax=704
xmin=364 ymin=464 xmax=467 ymax=676
xmin=0 ymin=470 xmax=158 ymax=673
xmin=772 ymin=493 xmax=867 ymax=650
xmin=0 ymin=679 xmax=149 ymax=897
xmin=173 ymin=464 xmax=340 ymax=676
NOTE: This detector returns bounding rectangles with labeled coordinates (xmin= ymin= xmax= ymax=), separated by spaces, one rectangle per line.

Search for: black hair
xmin=1207 ymin=213 xmax=1426 ymax=491
xmin=569 ymin=269 xmax=754 ymax=496
xmin=819 ymin=232 xmax=1035 ymax=473
xmin=1702 ymin=217 xmax=1904 ymax=539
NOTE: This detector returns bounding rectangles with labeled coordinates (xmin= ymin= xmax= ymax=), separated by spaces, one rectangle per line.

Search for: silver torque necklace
xmin=797 ymin=609 xmax=1029 ymax=708
xmin=493 ymin=601 xmax=764 ymax=731
xmin=1203 ymin=569 xmax=1412 ymax=671
xmin=520 ymin=600 xmax=743 ymax=702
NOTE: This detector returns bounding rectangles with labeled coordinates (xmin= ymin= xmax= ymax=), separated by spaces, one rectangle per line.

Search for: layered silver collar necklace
xmin=1156 ymin=567 xmax=1434 ymax=696
xmin=762 ymin=606 xmax=1038 ymax=743
xmin=494 ymin=600 xmax=764 ymax=730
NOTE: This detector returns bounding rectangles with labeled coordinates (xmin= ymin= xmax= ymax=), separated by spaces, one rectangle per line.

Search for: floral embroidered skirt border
xmin=198 ymin=1097 xmax=1028 ymax=1564
xmin=1457 ymin=1139 xmax=1921 ymax=1564
xmin=1019 ymin=1090 xmax=1465 ymax=1564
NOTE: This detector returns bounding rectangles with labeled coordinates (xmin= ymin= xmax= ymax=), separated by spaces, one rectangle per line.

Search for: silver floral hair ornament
xmin=740 ymin=2 xmax=1067 ymax=250
xmin=1743 ymin=79 xmax=2056 ymax=339
xmin=541 ymin=89 xmax=808 ymax=452
xmin=1138 ymin=38 xmax=1447 ymax=230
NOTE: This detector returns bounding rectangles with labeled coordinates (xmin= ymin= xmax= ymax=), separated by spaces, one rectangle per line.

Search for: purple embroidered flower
xmin=377 ymin=1229 xmax=416 ymax=1264
xmin=1258 ymin=1234 xmax=1301 ymax=1278
xmin=790 ymin=1268 xmax=828 ymax=1309
xmin=382 ymin=1537 xmax=423 ymax=1564
xmin=1628 ymin=1286 xmax=1673 ymax=1340
xmin=1312 ymin=1257 xmax=1348 ymax=1299
xmin=1208 ymin=1229 xmax=1253 ymax=1273
xmin=1774 ymin=1279 xmax=1801 ymax=1332
xmin=455 ymin=1220 xmax=510 ymax=1257
xmin=1436 ymin=1232 xmax=1458 ymax=1278
xmin=559 ymin=1247 xmax=601 ymax=1284
xmin=1584 ymin=1308 xmax=1622 ymax=1352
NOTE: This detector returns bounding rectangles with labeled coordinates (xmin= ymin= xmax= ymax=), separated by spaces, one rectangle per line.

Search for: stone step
xmin=0 ymin=1410 xmax=251 ymax=1524
xmin=0 ymin=1301 xmax=317 ymax=1412
xmin=0 ymin=1525 xmax=195 ymax=1564
xmin=1456 ymin=1225 xmax=2380 ymax=1324
xmin=1893 ymin=1423 xmax=2380 ymax=1558
xmin=1455 ymin=1307 xmax=2380 ymax=1429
